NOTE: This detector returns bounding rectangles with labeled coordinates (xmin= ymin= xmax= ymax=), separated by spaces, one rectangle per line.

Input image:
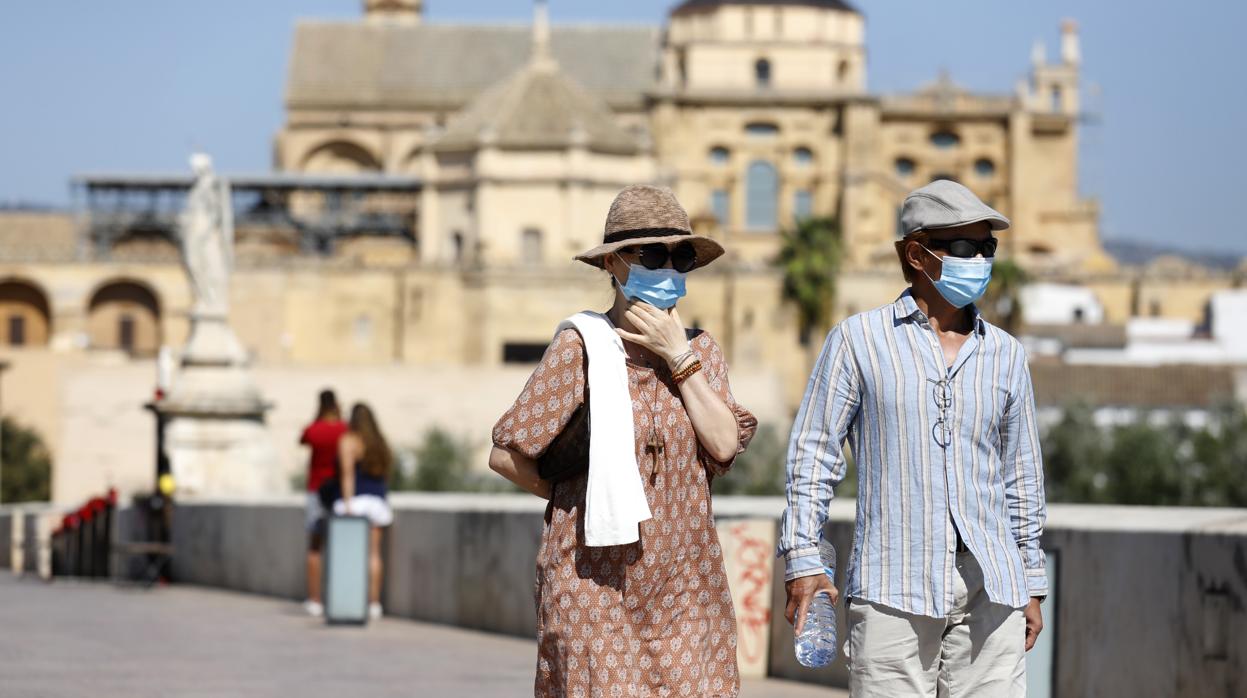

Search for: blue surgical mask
xmin=921 ymin=245 xmax=993 ymax=309
xmin=614 ymin=256 xmax=687 ymax=309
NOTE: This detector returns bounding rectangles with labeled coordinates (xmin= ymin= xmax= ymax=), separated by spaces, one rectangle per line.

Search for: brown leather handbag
xmin=537 ymin=386 xmax=591 ymax=483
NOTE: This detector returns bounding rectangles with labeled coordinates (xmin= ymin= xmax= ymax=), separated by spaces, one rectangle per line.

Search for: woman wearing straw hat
xmin=490 ymin=185 xmax=757 ymax=697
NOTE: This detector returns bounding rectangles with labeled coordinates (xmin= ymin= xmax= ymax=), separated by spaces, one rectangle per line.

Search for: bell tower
xmin=1028 ymin=19 xmax=1080 ymax=115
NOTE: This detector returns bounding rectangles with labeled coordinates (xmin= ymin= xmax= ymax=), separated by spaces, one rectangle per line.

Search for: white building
xmin=1065 ymin=290 xmax=1247 ymax=366
xmin=1022 ymin=282 xmax=1106 ymax=325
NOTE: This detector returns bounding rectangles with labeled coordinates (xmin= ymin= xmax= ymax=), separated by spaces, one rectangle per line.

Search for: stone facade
xmin=0 ymin=1 xmax=1242 ymax=503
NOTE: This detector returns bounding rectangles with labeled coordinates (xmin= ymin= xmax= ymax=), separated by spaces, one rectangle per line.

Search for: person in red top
xmin=299 ymin=389 xmax=348 ymax=617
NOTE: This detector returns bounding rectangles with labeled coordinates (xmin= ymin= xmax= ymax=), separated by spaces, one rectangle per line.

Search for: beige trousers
xmin=846 ymin=552 xmax=1026 ymax=698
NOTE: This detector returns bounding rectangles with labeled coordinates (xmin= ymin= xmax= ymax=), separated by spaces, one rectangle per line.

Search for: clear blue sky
xmin=1 ymin=1 xmax=1243 ymax=254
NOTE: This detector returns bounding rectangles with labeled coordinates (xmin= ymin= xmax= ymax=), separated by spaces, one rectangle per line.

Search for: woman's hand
xmin=616 ymin=302 xmax=690 ymax=367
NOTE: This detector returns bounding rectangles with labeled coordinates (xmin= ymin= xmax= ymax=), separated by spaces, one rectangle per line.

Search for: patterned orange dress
xmin=493 ymin=327 xmax=758 ymax=698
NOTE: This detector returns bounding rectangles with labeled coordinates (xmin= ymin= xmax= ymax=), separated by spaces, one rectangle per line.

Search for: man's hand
xmin=1024 ymin=597 xmax=1043 ymax=651
xmin=784 ymin=573 xmax=838 ymax=635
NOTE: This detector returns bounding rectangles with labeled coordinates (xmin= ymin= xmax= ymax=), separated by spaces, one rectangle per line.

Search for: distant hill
xmin=1103 ymin=239 xmax=1244 ymax=271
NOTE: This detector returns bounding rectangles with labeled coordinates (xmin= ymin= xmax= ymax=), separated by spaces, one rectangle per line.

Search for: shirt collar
xmin=893 ymin=288 xmax=986 ymax=335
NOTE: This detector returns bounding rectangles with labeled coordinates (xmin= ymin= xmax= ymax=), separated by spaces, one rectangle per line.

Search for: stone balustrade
xmin=3 ymin=495 xmax=1245 ymax=695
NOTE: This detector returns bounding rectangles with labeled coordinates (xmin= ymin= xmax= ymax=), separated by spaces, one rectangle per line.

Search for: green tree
xmin=1102 ymin=419 xmax=1185 ymax=505
xmin=1041 ymin=402 xmax=1247 ymax=507
xmin=392 ymin=427 xmax=517 ymax=493
xmin=713 ymin=424 xmax=786 ymax=496
xmin=982 ymin=257 xmax=1028 ymax=335
xmin=410 ymin=427 xmax=473 ymax=491
xmin=776 ymin=216 xmax=842 ymax=346
xmin=1041 ymin=401 xmax=1109 ymax=502
xmin=1191 ymin=403 xmax=1247 ymax=507
xmin=1 ymin=417 xmax=52 ymax=503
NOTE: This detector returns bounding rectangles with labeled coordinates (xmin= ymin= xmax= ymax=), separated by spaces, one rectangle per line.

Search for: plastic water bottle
xmin=794 ymin=537 xmax=837 ymax=668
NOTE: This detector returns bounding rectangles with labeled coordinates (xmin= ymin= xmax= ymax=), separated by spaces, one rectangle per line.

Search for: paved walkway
xmin=0 ymin=576 xmax=844 ymax=697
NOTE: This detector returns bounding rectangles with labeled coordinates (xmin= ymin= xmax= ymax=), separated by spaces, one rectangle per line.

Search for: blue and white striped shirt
xmin=778 ymin=290 xmax=1047 ymax=618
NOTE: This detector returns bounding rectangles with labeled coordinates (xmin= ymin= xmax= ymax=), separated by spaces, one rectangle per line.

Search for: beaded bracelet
xmin=669 ymin=350 xmax=696 ymax=374
xmin=672 ymin=359 xmax=703 ymax=385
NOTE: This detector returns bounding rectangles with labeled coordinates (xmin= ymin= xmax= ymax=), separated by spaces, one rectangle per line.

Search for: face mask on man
xmin=613 ymin=254 xmax=687 ymax=309
xmin=920 ymin=245 xmax=993 ymax=309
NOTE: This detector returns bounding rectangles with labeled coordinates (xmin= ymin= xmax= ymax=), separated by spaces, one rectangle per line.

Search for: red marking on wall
xmin=726 ymin=522 xmax=773 ymax=665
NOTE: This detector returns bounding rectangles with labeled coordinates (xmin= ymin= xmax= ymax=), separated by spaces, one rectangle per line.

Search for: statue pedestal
xmin=155 ymin=313 xmax=276 ymax=498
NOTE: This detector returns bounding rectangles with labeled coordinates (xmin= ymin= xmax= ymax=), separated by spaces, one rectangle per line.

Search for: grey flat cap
xmin=899 ymin=179 xmax=1010 ymax=237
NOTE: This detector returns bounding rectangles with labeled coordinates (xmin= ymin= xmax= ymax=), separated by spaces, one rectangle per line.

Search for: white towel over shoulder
xmin=555 ymin=311 xmax=652 ymax=547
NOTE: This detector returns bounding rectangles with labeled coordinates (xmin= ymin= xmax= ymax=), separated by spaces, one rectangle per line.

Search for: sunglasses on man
xmin=619 ymin=241 xmax=698 ymax=273
xmin=924 ymin=237 xmax=998 ymax=259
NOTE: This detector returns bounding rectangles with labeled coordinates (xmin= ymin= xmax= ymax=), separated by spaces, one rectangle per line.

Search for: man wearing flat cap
xmin=778 ymin=180 xmax=1047 ymax=696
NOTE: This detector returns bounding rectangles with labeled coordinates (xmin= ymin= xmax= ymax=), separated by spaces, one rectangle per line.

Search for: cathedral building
xmin=1 ymin=0 xmax=1238 ymax=504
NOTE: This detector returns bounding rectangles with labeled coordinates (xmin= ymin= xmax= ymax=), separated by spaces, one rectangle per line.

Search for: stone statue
xmin=180 ymin=153 xmax=234 ymax=318
xmin=159 ymin=153 xmax=275 ymax=497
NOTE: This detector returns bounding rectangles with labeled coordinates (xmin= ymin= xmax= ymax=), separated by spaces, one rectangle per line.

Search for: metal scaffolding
xmin=72 ymin=172 xmax=422 ymax=258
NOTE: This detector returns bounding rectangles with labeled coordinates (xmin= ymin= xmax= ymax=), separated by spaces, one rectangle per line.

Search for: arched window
xmin=895 ymin=157 xmax=916 ymax=178
xmin=755 ymin=58 xmax=772 ymax=88
xmin=837 ymin=59 xmax=851 ymax=85
xmin=745 ymin=160 xmax=779 ymax=231
xmin=522 ymin=228 xmax=543 ymax=266
xmin=1051 ymin=86 xmax=1062 ymax=113
xmin=930 ymin=131 xmax=960 ymax=149
xmin=709 ymin=146 xmax=730 ymax=166
xmin=0 ymin=280 xmax=51 ymax=348
xmin=974 ymin=158 xmax=996 ymax=178
xmin=793 ymin=147 xmax=814 ymax=166
xmin=87 ymin=280 xmax=161 ymax=356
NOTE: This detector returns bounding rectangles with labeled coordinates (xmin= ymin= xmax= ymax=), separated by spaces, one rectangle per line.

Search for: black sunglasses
xmin=620 ymin=242 xmax=698 ymax=273
xmin=925 ymin=237 xmax=998 ymax=259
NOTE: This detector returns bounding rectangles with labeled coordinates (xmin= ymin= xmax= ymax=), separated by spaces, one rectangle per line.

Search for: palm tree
xmin=776 ymin=216 xmax=843 ymax=346
xmin=982 ymin=258 xmax=1028 ymax=335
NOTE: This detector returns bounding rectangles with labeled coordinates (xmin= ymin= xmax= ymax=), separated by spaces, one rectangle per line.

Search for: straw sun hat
xmin=574 ymin=185 xmax=725 ymax=271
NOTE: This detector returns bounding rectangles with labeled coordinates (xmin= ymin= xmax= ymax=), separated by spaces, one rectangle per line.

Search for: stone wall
xmin=157 ymin=498 xmax=1247 ymax=694
xmin=6 ymin=496 xmax=1246 ymax=695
